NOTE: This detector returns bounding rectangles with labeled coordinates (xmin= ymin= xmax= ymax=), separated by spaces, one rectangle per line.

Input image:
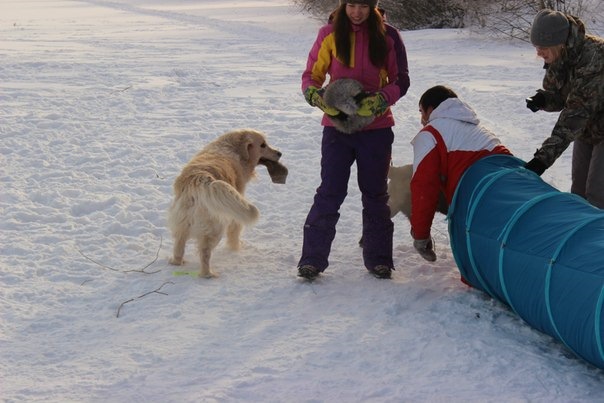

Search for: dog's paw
xmin=227 ymin=239 xmax=242 ymax=251
xmin=169 ymin=257 xmax=185 ymax=266
xmin=198 ymin=270 xmax=218 ymax=279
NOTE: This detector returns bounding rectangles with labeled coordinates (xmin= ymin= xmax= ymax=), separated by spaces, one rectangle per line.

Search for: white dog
xmin=167 ymin=129 xmax=284 ymax=278
xmin=387 ymin=164 xmax=448 ymax=220
xmin=359 ymin=164 xmax=448 ymax=246
xmin=387 ymin=164 xmax=414 ymax=219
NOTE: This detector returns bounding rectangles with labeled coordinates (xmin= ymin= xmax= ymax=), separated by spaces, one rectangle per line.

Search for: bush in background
xmin=292 ymin=0 xmax=603 ymax=39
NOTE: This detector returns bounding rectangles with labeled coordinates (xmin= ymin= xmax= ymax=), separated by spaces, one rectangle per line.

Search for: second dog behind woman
xmin=297 ymin=0 xmax=409 ymax=280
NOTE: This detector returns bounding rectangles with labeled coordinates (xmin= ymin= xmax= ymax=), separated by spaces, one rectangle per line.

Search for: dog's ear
xmin=239 ymin=132 xmax=260 ymax=163
xmin=241 ymin=137 xmax=252 ymax=161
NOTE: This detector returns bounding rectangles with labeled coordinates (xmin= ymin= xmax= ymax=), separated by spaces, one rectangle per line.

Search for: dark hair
xmin=419 ymin=85 xmax=458 ymax=110
xmin=332 ymin=5 xmax=387 ymax=67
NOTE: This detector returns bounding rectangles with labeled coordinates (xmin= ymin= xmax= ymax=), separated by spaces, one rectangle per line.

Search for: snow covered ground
xmin=1 ymin=0 xmax=603 ymax=401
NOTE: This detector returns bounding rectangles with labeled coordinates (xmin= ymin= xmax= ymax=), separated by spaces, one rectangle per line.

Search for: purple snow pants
xmin=298 ymin=126 xmax=394 ymax=272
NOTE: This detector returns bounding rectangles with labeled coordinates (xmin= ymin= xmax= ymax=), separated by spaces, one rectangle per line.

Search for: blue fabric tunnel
xmin=448 ymin=154 xmax=604 ymax=369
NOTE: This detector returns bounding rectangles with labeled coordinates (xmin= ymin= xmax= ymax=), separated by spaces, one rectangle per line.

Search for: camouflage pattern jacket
xmin=534 ymin=15 xmax=604 ymax=167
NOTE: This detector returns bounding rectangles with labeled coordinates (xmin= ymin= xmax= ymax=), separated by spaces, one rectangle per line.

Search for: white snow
xmin=1 ymin=0 xmax=603 ymax=401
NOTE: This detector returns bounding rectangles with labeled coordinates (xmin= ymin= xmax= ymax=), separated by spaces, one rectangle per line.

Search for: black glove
xmin=526 ymin=92 xmax=545 ymax=113
xmin=330 ymin=111 xmax=350 ymax=121
xmin=525 ymin=158 xmax=547 ymax=176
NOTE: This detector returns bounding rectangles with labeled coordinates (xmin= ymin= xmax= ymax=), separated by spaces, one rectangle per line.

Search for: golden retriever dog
xmin=167 ymin=129 xmax=283 ymax=278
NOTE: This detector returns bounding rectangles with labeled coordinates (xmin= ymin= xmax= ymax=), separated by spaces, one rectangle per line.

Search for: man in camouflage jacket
xmin=525 ymin=9 xmax=604 ymax=208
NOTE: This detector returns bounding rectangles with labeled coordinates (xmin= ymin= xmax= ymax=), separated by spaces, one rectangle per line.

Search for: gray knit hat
xmin=530 ymin=9 xmax=570 ymax=47
xmin=340 ymin=0 xmax=379 ymax=7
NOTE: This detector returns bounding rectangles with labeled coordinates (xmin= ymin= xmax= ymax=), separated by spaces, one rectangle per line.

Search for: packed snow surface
xmin=1 ymin=0 xmax=603 ymax=401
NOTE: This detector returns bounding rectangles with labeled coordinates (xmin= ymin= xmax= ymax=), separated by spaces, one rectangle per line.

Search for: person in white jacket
xmin=410 ymin=86 xmax=512 ymax=261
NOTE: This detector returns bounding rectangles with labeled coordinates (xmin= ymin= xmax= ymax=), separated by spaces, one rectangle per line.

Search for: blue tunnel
xmin=448 ymin=154 xmax=604 ymax=369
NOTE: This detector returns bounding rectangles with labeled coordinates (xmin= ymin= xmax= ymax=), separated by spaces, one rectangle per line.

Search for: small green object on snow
xmin=172 ymin=270 xmax=197 ymax=277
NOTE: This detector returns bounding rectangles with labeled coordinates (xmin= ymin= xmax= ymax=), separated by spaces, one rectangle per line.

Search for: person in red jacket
xmin=410 ymin=86 xmax=512 ymax=261
xmin=298 ymin=0 xmax=409 ymax=280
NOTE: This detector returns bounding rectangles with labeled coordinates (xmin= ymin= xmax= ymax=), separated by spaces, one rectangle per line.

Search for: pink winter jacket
xmin=301 ymin=21 xmax=409 ymax=130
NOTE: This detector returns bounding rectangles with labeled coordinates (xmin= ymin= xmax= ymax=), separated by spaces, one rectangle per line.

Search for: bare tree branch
xmin=123 ymin=235 xmax=163 ymax=274
xmin=77 ymin=235 xmax=163 ymax=275
xmin=111 ymin=85 xmax=132 ymax=94
xmin=116 ymin=281 xmax=175 ymax=318
xmin=77 ymin=248 xmax=120 ymax=272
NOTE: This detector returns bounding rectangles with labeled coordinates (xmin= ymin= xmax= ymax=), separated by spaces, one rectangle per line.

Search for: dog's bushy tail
xmin=201 ymin=179 xmax=259 ymax=224
xmin=167 ymin=176 xmax=259 ymax=238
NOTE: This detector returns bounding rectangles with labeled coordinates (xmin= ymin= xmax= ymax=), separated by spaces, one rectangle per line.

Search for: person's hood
xmin=565 ymin=14 xmax=587 ymax=60
xmin=428 ymin=97 xmax=479 ymax=125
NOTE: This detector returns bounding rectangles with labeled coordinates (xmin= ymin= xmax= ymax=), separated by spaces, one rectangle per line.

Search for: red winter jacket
xmin=410 ymin=98 xmax=512 ymax=239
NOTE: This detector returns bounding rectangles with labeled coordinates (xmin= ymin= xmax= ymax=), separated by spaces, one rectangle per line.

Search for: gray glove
xmin=258 ymin=159 xmax=288 ymax=184
xmin=413 ymin=238 xmax=436 ymax=262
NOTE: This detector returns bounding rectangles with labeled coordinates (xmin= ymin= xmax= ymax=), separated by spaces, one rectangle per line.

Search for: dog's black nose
xmin=277 ymin=151 xmax=282 ymax=157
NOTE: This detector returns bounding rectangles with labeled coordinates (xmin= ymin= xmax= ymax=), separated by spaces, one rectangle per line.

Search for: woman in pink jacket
xmin=298 ymin=0 xmax=409 ymax=280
